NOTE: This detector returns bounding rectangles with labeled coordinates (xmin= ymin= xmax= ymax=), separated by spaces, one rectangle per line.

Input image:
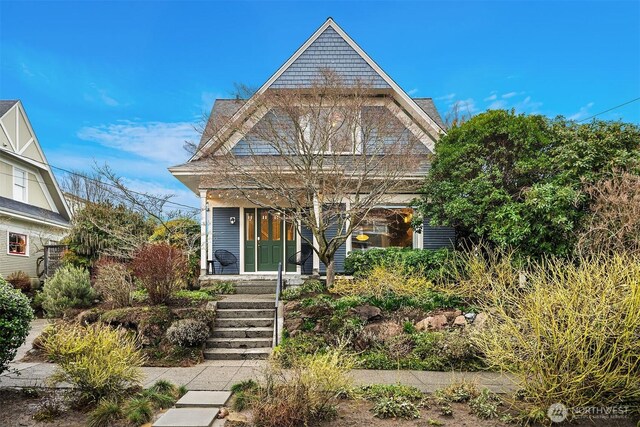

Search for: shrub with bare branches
xmin=578 ymin=171 xmax=640 ymax=255
xmin=131 ymin=243 xmax=188 ymax=305
xmin=94 ymin=258 xmax=133 ymax=308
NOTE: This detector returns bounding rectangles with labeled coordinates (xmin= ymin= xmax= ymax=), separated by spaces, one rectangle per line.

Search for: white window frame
xmin=13 ymin=167 xmax=28 ymax=203
xmin=300 ymin=110 xmax=362 ymax=155
xmin=7 ymin=231 xmax=29 ymax=257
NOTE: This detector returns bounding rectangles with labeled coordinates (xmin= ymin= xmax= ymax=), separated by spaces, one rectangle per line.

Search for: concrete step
xmin=212 ymin=327 xmax=273 ymax=339
xmin=215 ymin=318 xmax=273 ymax=328
xmin=234 ymin=284 xmax=276 ymax=294
xmin=204 ymin=347 xmax=271 ymax=360
xmin=217 ymin=300 xmax=275 ymax=310
xmin=207 ymin=337 xmax=272 ymax=349
xmin=175 ymin=391 xmax=231 ymax=408
xmin=216 ymin=308 xmax=274 ymax=318
xmin=152 ymin=407 xmax=219 ymax=427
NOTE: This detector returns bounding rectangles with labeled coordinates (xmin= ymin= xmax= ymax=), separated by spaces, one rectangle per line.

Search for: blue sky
xmin=1 ymin=1 xmax=639 ymax=208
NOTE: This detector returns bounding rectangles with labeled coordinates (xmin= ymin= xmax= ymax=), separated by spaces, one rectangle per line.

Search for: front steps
xmin=152 ymin=391 xmax=230 ymax=427
xmin=205 ymin=295 xmax=276 ymax=360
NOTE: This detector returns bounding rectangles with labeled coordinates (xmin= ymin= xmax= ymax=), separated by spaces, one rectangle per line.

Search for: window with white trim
xmin=13 ymin=167 xmax=27 ymax=202
xmin=301 ymin=109 xmax=362 ymax=154
xmin=8 ymin=232 xmax=28 ymax=256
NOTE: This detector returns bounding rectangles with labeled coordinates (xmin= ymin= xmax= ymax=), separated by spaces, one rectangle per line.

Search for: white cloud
xmin=453 ymin=98 xmax=477 ymax=114
xmin=568 ymin=102 xmax=594 ymax=121
xmin=502 ymin=91 xmax=518 ymax=99
xmin=487 ymin=100 xmax=507 ymax=110
xmin=484 ymin=93 xmax=498 ymax=101
xmin=77 ymin=120 xmax=199 ymax=164
xmin=407 ymin=88 xmax=419 ymax=96
xmin=122 ymin=178 xmax=199 ymax=210
xmin=436 ymin=93 xmax=456 ymax=102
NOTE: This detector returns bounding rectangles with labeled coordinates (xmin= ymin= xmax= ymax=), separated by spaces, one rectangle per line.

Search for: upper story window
xmin=13 ymin=167 xmax=27 ymax=203
xmin=8 ymin=232 xmax=28 ymax=256
xmin=300 ymin=109 xmax=362 ymax=154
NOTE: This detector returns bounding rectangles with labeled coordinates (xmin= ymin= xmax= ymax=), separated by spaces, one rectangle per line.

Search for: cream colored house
xmin=0 ymin=100 xmax=72 ymax=279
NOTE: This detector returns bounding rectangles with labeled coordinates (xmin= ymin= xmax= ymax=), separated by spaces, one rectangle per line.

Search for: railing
xmin=274 ymin=261 xmax=283 ymax=346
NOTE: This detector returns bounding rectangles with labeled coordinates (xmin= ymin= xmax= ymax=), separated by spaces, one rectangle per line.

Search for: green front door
xmin=257 ymin=209 xmax=283 ymax=271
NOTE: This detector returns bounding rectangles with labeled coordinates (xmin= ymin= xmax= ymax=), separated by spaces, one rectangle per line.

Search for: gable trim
xmin=192 ymin=18 xmax=444 ymax=161
xmin=1 ymin=101 xmax=72 ymax=221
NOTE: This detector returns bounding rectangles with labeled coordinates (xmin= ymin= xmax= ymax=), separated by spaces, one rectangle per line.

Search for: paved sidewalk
xmin=1 ymin=360 xmax=516 ymax=393
xmin=3 ymin=320 xmax=516 ymax=393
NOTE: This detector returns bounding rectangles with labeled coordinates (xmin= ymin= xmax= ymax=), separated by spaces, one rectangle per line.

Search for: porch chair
xmin=214 ymin=249 xmax=239 ymax=274
xmin=287 ymin=245 xmax=313 ymax=269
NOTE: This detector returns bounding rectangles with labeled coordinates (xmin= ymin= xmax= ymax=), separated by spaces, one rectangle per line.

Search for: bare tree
xmin=444 ymin=100 xmax=473 ymax=128
xmin=195 ymin=70 xmax=431 ymax=285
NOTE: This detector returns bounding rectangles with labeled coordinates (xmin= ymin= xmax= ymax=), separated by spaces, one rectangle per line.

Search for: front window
xmin=8 ymin=232 xmax=28 ymax=256
xmin=352 ymin=207 xmax=414 ymax=251
xmin=301 ymin=108 xmax=362 ymax=154
xmin=13 ymin=168 xmax=27 ymax=202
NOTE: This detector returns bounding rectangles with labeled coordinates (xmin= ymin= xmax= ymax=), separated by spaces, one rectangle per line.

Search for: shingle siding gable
xmin=271 ymin=27 xmax=390 ymax=89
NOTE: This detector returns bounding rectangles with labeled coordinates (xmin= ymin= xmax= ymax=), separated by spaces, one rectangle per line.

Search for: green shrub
xmin=469 ymin=388 xmax=501 ymax=419
xmin=40 ymin=265 xmax=95 ymax=317
xmin=166 ymin=319 xmax=210 ymax=347
xmin=43 ymin=323 xmax=145 ymax=402
xmin=88 ymin=400 xmax=122 ymax=427
xmin=173 ymin=289 xmax=217 ymax=303
xmin=0 ymin=278 xmax=34 ymax=373
xmin=358 ymin=384 xmax=424 ymax=402
xmin=124 ymin=396 xmax=153 ymax=424
xmin=282 ymin=280 xmax=326 ymax=301
xmin=371 ymin=396 xmax=421 ymax=419
xmin=344 ymin=248 xmax=451 ymax=279
xmin=204 ymin=282 xmax=236 ymax=295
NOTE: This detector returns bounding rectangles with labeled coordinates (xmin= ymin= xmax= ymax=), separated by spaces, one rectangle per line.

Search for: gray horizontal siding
xmin=300 ymin=225 xmax=314 ymax=275
xmin=318 ymin=221 xmax=346 ymax=274
xmin=212 ymin=208 xmax=240 ymax=273
xmin=272 ymin=27 xmax=390 ymax=89
xmin=423 ymin=218 xmax=456 ymax=249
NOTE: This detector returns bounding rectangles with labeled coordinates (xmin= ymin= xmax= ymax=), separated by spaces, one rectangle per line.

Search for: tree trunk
xmin=325 ymin=258 xmax=336 ymax=288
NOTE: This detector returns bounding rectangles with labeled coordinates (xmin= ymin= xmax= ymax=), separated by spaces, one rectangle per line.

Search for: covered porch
xmin=198 ymin=190 xmax=455 ymax=281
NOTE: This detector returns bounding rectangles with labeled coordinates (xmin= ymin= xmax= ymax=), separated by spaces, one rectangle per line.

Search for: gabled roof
xmin=191 ymin=18 xmax=445 ymax=161
xmin=413 ymin=98 xmax=445 ymax=130
xmin=0 ymin=100 xmax=18 ymax=117
xmin=0 ymin=196 xmax=69 ymax=227
xmin=0 ymin=100 xmax=72 ymax=224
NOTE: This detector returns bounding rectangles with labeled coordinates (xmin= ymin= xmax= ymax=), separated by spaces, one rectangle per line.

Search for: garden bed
xmin=278 ymin=279 xmax=485 ymax=371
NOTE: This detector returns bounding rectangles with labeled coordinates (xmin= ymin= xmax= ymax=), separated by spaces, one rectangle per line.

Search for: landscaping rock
xmin=284 ymin=300 xmax=302 ymax=313
xmin=351 ymin=305 xmax=382 ymax=322
xmin=284 ymin=317 xmax=304 ymax=333
xmin=464 ymin=312 xmax=477 ymax=322
xmin=441 ymin=309 xmax=462 ymax=323
xmin=472 ymin=312 xmax=488 ymax=329
xmin=354 ymin=321 xmax=403 ymax=351
xmin=225 ymin=412 xmax=249 ymax=427
xmin=415 ymin=314 xmax=448 ymax=331
xmin=76 ymin=309 xmax=101 ymax=325
xmin=453 ymin=315 xmax=467 ymax=327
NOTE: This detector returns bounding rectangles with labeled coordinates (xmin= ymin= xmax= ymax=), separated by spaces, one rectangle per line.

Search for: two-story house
xmin=170 ymin=18 xmax=455 ymax=279
xmin=0 ymin=100 xmax=72 ymax=280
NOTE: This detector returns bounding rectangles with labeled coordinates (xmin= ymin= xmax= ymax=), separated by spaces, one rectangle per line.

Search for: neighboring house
xmin=0 ymin=100 xmax=72 ymax=279
xmin=170 ymin=18 xmax=455 ymax=277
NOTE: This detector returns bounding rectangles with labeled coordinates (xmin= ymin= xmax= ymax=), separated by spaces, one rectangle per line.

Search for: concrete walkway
xmin=1 ymin=360 xmax=516 ymax=393
xmin=3 ymin=320 xmax=516 ymax=394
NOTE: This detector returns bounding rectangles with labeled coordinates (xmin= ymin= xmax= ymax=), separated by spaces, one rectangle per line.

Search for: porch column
xmin=199 ymin=190 xmax=208 ymax=275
